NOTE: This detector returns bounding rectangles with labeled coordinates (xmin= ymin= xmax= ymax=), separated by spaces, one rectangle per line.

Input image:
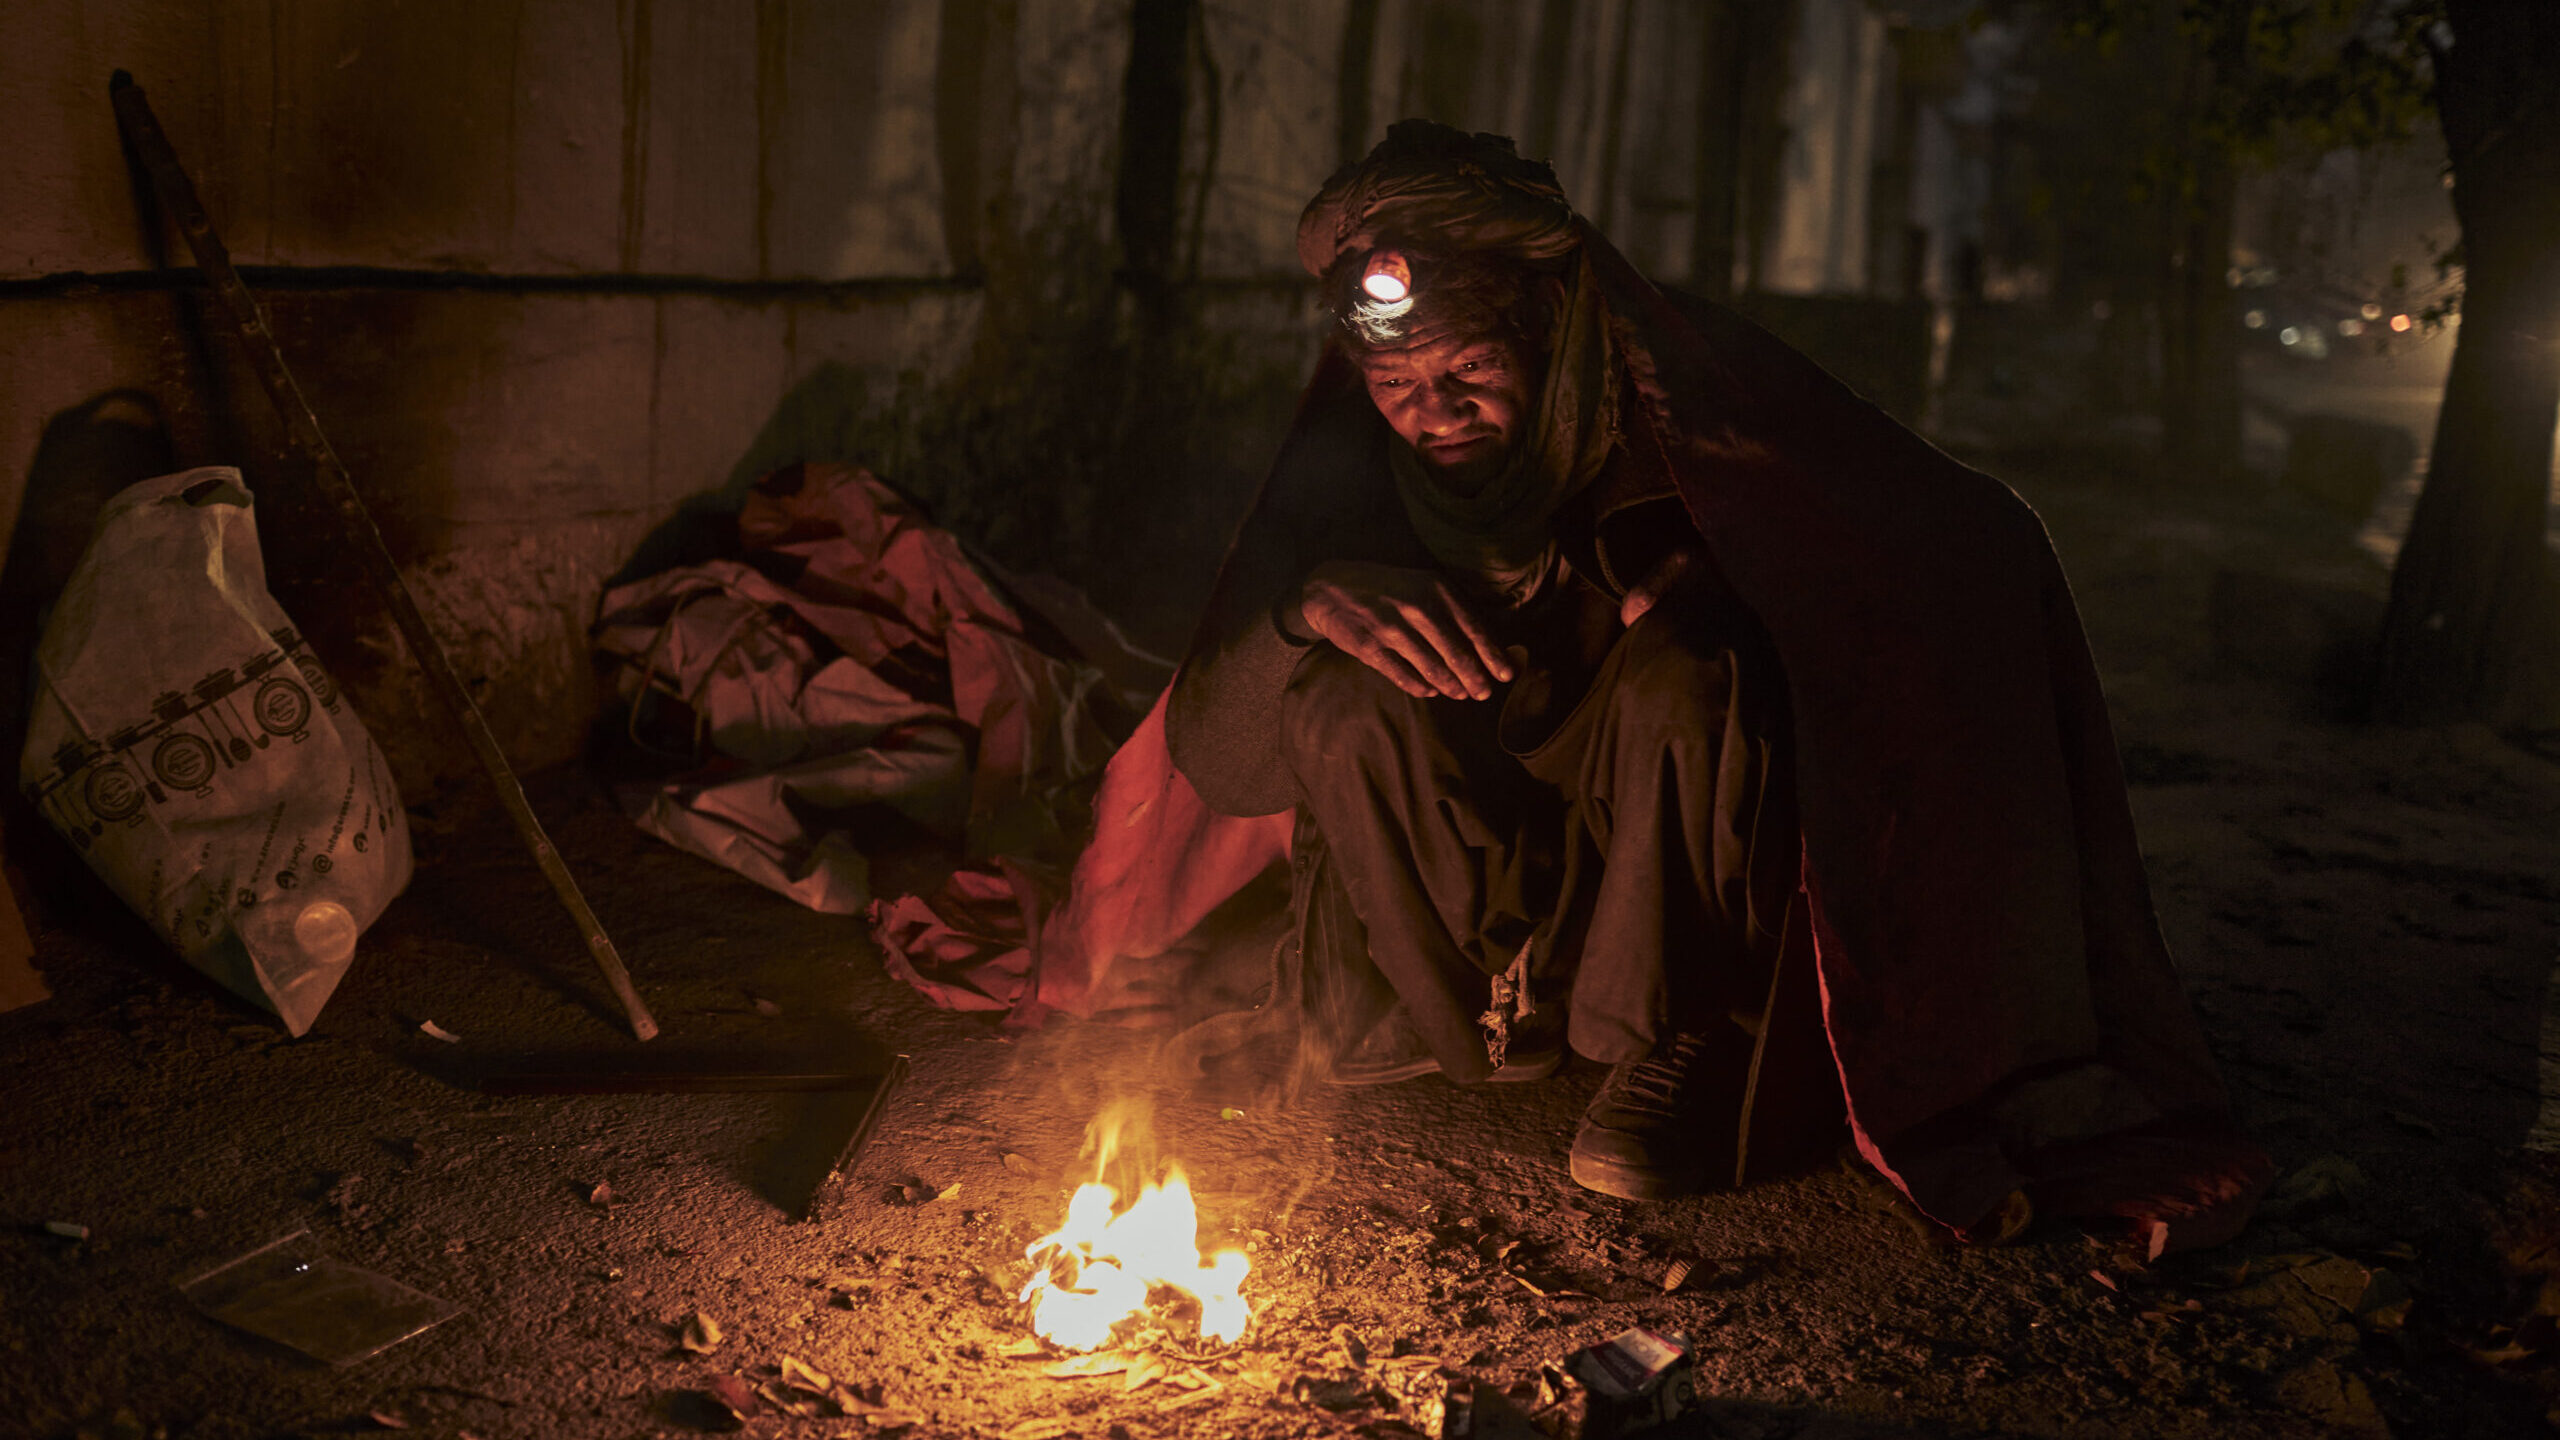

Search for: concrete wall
xmin=2 ymin=0 xmax=1925 ymax=801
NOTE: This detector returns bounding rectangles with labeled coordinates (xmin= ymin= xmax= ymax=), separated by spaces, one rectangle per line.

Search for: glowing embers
xmin=1018 ymin=1167 xmax=1252 ymax=1352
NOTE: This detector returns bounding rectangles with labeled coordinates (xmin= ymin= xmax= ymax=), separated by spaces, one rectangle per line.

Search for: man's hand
xmin=1618 ymin=545 xmax=1702 ymax=628
xmin=1291 ymin=561 xmax=1515 ymax=700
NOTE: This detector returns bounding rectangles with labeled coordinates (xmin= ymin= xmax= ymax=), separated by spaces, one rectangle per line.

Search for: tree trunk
xmin=1115 ymin=0 xmax=1194 ymax=317
xmin=2155 ymin=151 xmax=2242 ymax=482
xmin=2374 ymin=2 xmax=2560 ymax=725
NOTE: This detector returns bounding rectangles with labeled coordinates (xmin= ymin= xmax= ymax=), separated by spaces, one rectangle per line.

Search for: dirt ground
xmin=5 ymin=433 xmax=2560 ymax=1440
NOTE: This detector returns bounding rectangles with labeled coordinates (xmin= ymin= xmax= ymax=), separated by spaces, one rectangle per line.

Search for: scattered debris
xmin=1155 ymin=1373 xmax=1224 ymax=1413
xmin=1378 ymin=1356 xmax=1453 ymax=1432
xmin=585 ymin=1182 xmax=619 ymax=1209
xmin=1219 ymin=1107 xmax=1245 ymax=1121
xmin=780 ymin=1355 xmax=832 ymax=1392
xmin=365 ymin=1412 xmax=408 ymax=1430
xmin=418 ymin=1020 xmax=461 ymax=1043
xmin=1660 ymin=1256 xmax=1695 ymax=1293
xmin=1123 ymin=1352 xmax=1170 ymax=1393
xmin=680 ymin=1312 xmax=724 ymax=1354
xmin=43 ymin=1220 xmax=89 ymax=1240
xmin=1042 ymin=1352 xmax=1129 ymax=1380
xmin=1331 ymin=1323 xmax=1370 ymax=1368
xmin=751 ymin=994 xmax=783 ymax=1017
xmin=181 ymin=1229 xmax=460 ymax=1366
xmin=886 ymin=1176 xmax=957 ymax=1205
xmin=1288 ymin=1373 xmax=1374 ymax=1410
xmin=1002 ymin=1151 xmax=1036 ymax=1175
xmin=1550 ymin=1327 xmax=1699 ymax=1440
xmin=2261 ymin=1154 xmax=2366 ymax=1219
xmin=756 ymin=1380 xmax=828 ymax=1418
xmin=676 ymin=1374 xmax=754 ymax=1431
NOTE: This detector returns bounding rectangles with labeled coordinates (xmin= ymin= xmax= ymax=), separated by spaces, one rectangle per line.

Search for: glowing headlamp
xmin=1345 ymin=248 xmax=1418 ymax=344
xmin=1361 ymin=250 xmax=1412 ymax=303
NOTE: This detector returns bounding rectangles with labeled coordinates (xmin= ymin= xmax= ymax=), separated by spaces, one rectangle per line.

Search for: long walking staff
xmin=109 ymin=70 xmax=660 ymax=1042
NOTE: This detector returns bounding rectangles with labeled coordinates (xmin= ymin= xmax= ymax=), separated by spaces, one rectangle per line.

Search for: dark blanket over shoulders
xmin=1167 ymin=225 xmax=2269 ymax=1250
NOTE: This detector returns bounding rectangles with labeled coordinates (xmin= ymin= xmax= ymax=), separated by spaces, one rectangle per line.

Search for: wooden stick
xmin=109 ymin=70 xmax=659 ymax=1042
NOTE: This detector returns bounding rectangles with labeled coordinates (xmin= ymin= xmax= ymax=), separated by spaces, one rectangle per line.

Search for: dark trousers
xmin=1277 ymin=582 xmax=1797 ymax=1081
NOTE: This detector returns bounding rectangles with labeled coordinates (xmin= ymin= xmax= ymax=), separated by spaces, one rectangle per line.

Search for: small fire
xmin=1017 ymin=1166 xmax=1251 ymax=1351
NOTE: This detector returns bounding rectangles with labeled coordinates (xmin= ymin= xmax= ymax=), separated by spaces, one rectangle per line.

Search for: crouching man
xmin=1165 ymin=122 xmax=2267 ymax=1248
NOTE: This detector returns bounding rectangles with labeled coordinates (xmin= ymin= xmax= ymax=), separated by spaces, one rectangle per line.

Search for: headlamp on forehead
xmin=1362 ymin=250 xmax=1412 ymax=303
xmin=1345 ymin=248 xmax=1417 ymax=345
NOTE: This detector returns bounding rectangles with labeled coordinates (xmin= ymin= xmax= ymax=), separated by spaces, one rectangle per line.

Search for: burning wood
xmin=1016 ymin=1166 xmax=1251 ymax=1351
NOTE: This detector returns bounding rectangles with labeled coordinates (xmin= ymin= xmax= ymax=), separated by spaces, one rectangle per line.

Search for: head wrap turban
xmin=1296 ymin=121 xmax=1580 ymax=279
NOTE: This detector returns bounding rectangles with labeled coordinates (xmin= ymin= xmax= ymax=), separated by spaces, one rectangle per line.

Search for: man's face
xmin=1355 ymin=330 xmax=1536 ymax=490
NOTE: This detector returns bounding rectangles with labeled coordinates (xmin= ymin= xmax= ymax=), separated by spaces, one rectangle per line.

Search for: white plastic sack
xmin=17 ymin=468 xmax=411 ymax=1033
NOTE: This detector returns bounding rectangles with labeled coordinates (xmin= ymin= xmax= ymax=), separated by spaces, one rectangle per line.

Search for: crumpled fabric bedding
xmin=593 ymin=465 xmax=1138 ymax=1005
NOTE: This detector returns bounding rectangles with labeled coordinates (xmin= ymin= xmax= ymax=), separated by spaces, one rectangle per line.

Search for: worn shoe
xmin=1324 ymin=1003 xmax=1563 ymax=1087
xmin=1568 ymin=1031 xmax=1729 ymax=1200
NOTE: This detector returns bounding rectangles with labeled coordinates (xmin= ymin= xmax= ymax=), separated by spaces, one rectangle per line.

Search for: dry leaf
xmin=419 ymin=1020 xmax=460 ymax=1043
xmin=367 ymin=1412 xmax=409 ymax=1430
xmin=2144 ymin=1219 xmax=2171 ymax=1263
xmin=1006 ymin=1420 xmax=1073 ymax=1440
xmin=780 ymin=1355 xmax=833 ymax=1391
xmin=934 ymin=1182 xmax=962 ymax=1202
xmin=1043 ymin=1352 xmax=1131 ymax=1380
xmin=752 ymin=996 xmax=783 ymax=1017
xmin=757 ymin=1381 xmax=828 ymax=1418
xmin=1661 ymin=1257 xmax=1695 ymax=1293
xmin=1002 ymin=1152 xmax=1035 ymax=1175
xmin=1156 ymin=1377 xmax=1224 ymax=1412
xmin=693 ymin=1374 xmax=755 ymax=1430
xmin=681 ymin=1311 xmax=724 ymax=1354
xmin=997 ymin=1336 xmax=1051 ymax=1359
xmin=1332 ymin=1324 xmax=1369 ymax=1367
xmin=1123 ymin=1353 xmax=1172 ymax=1393
xmin=42 ymin=1221 xmax=88 ymax=1240
xmin=586 ymin=1182 xmax=618 ymax=1208
xmin=2088 ymin=1269 xmax=2119 ymax=1292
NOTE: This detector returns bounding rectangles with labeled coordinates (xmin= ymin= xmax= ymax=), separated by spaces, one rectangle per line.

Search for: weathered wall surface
xmin=0 ymin=0 xmax=1123 ymax=799
xmin=2 ymin=0 xmax=1903 ymax=802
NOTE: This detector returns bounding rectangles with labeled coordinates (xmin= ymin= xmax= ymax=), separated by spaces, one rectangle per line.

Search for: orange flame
xmin=1017 ymin=1166 xmax=1251 ymax=1351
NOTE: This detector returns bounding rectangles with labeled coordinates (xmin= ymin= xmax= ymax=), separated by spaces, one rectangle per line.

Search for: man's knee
xmin=1603 ymin=609 xmax=1737 ymax=742
xmin=1280 ymin=646 xmax=1431 ymax=771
